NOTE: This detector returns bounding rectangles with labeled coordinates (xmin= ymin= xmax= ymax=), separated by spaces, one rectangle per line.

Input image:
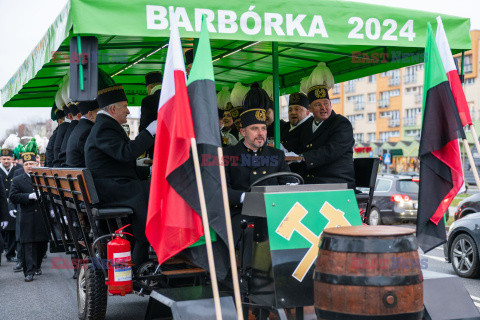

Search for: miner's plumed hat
xmin=145 ymin=71 xmax=162 ymax=86
xmin=307 ymin=85 xmax=329 ymax=103
xmin=78 ymin=100 xmax=100 ymax=115
xmin=289 ymin=92 xmax=309 ymax=109
xmin=97 ymin=85 xmax=128 ymax=108
xmin=240 ymin=108 xmax=266 ymax=128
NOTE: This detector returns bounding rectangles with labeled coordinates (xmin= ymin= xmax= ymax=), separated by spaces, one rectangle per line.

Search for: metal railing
xmin=403 ymin=117 xmax=417 ymax=127
xmin=354 ymin=101 xmax=365 ymax=111
xmin=388 ymin=118 xmax=400 ymax=127
xmin=414 ymin=93 xmax=422 ymax=104
xmin=388 ymin=77 xmax=401 ymax=86
xmin=345 ymin=84 xmax=356 ymax=93
xmin=404 ymin=74 xmax=417 ymax=84
xmin=378 ymin=99 xmax=390 ymax=108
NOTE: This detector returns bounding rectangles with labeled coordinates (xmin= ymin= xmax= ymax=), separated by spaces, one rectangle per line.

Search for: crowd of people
xmin=0 ymin=50 xmax=355 ymax=282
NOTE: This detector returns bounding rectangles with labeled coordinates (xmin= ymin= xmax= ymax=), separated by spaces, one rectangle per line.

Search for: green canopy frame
xmin=0 ymin=0 xmax=472 ymax=147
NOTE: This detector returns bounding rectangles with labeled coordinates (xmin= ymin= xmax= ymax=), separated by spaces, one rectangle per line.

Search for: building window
xmin=368 ymin=93 xmax=376 ymax=103
xmin=464 ymin=55 xmax=473 ymax=73
xmin=380 ymin=111 xmax=390 ymax=118
xmin=347 ymin=95 xmax=365 ymax=110
xmin=368 ymin=75 xmax=377 ymax=83
xmin=368 ymin=113 xmax=376 ymax=122
xmin=330 ymin=98 xmax=341 ymax=104
xmin=368 ymin=132 xmax=376 ymax=142
xmin=354 ymin=133 xmax=364 ymax=143
xmin=465 ymin=78 xmax=475 ymax=85
xmin=332 ymin=83 xmax=341 ymax=94
xmin=405 ymin=129 xmax=421 ymax=138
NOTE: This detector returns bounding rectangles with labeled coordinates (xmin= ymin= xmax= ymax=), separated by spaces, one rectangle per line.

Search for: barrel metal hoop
xmin=320 ymin=235 xmax=417 ymax=253
xmin=314 ymin=271 xmax=423 ymax=286
xmin=315 ymin=308 xmax=424 ymax=320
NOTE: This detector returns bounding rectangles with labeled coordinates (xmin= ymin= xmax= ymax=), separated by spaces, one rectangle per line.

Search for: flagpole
xmin=190 ymin=138 xmax=223 ymax=320
xmin=462 ymin=138 xmax=480 ymax=190
xmin=217 ymin=147 xmax=244 ymax=320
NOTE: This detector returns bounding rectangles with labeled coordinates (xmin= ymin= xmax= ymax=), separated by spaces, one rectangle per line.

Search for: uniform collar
xmin=0 ymin=163 xmax=11 ymax=175
xmin=242 ymin=141 xmax=263 ymax=154
xmin=290 ymin=114 xmax=312 ymax=131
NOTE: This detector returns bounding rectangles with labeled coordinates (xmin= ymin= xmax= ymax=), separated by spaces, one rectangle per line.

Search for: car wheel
xmin=450 ymin=233 xmax=480 ymax=278
xmin=368 ymin=207 xmax=381 ymax=226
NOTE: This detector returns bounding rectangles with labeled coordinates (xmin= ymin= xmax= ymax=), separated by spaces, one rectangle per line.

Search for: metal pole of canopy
xmin=272 ymin=42 xmax=280 ymax=149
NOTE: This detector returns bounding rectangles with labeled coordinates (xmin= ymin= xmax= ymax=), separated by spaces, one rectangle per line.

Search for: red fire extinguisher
xmin=106 ymin=224 xmax=133 ymax=296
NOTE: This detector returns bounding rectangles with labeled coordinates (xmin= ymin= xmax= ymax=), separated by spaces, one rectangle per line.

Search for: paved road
xmin=2 ymin=225 xmax=480 ymax=319
xmin=0 ymin=251 xmax=149 ymax=320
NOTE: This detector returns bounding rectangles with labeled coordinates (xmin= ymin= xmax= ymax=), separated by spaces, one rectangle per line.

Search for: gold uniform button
xmin=307 ymin=174 xmax=310 ymax=178
xmin=5 ymin=189 xmax=8 ymax=192
xmin=34 ymin=209 xmax=38 ymax=212
xmin=253 ymin=171 xmax=257 ymax=175
xmin=262 ymin=171 xmax=266 ymax=174
xmin=310 ymin=163 xmax=314 ymax=166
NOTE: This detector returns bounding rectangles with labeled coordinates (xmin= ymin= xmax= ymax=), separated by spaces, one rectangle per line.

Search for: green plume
xmin=24 ymin=138 xmax=38 ymax=155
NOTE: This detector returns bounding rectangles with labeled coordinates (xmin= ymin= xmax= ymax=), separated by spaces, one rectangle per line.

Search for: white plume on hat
xmin=300 ymin=77 xmax=309 ymax=94
xmin=61 ymin=74 xmax=71 ymax=106
xmin=217 ymin=87 xmax=231 ymax=110
xmin=262 ymin=76 xmax=273 ymax=100
xmin=230 ymin=82 xmax=249 ymax=107
xmin=35 ymin=135 xmax=49 ymax=154
xmin=306 ymin=62 xmax=335 ymax=90
xmin=2 ymin=134 xmax=20 ymax=150
xmin=55 ymin=87 xmax=64 ymax=110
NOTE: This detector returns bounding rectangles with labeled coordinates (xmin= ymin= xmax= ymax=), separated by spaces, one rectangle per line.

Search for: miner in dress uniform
xmin=84 ymin=85 xmax=156 ymax=269
xmin=297 ymin=84 xmax=355 ymax=188
xmin=9 ymin=151 xmax=49 ymax=282
xmin=46 ymin=103 xmax=66 ymax=167
xmin=65 ymin=100 xmax=100 ymax=167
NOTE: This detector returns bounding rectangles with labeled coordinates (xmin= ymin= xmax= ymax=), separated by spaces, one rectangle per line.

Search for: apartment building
xmin=329 ymin=30 xmax=480 ymax=172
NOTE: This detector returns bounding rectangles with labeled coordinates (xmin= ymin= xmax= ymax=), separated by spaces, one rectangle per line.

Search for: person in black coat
xmin=84 ymin=85 xmax=156 ymax=268
xmin=0 ymin=176 xmax=8 ymax=265
xmin=0 ymin=148 xmax=22 ymax=262
xmin=297 ymin=85 xmax=355 ymax=189
xmin=46 ymin=103 xmax=66 ymax=167
xmin=9 ymin=152 xmax=49 ymax=281
xmin=58 ymin=103 xmax=81 ymax=167
xmin=139 ymin=71 xmax=162 ymax=159
xmin=223 ymin=108 xmax=291 ymax=245
xmin=66 ymin=100 xmax=100 ymax=167
xmin=53 ymin=104 xmax=71 ymax=167
xmin=280 ymin=92 xmax=312 ymax=154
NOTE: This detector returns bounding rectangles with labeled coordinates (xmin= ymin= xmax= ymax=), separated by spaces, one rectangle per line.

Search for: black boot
xmin=24 ymin=274 xmax=34 ymax=282
xmin=13 ymin=262 xmax=22 ymax=272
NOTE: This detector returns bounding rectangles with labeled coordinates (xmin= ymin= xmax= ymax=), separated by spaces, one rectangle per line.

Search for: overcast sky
xmin=0 ymin=0 xmax=479 ymax=140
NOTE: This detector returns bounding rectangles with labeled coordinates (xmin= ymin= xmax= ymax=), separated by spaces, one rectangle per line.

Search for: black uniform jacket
xmin=9 ymin=172 xmax=48 ymax=243
xmin=66 ymin=118 xmax=94 ymax=168
xmin=58 ymin=119 xmax=79 ymax=167
xmin=84 ymin=113 xmax=154 ymax=240
xmin=139 ymin=90 xmax=160 ymax=132
xmin=140 ymin=90 xmax=160 ymax=158
xmin=0 ymin=165 xmax=22 ymax=231
xmin=223 ymin=142 xmax=291 ymax=209
xmin=280 ymin=118 xmax=311 ymax=154
xmin=53 ymin=121 xmax=70 ymax=167
xmin=298 ymin=111 xmax=355 ymax=188
xmin=0 ymin=178 xmax=8 ymax=226
xmin=45 ymin=126 xmax=58 ymax=167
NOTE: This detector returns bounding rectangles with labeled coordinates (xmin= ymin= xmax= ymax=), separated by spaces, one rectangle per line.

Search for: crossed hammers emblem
xmin=275 ymin=201 xmax=351 ymax=282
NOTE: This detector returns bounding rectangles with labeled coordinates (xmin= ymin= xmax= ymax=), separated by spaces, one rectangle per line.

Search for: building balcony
xmin=378 ymin=99 xmax=390 ymax=108
xmin=403 ymin=117 xmax=417 ymax=127
xmin=404 ymin=74 xmax=417 ymax=84
xmin=354 ymin=102 xmax=365 ymax=111
xmin=464 ymin=64 xmax=473 ymax=73
xmin=414 ymin=93 xmax=423 ymax=104
xmin=388 ymin=77 xmax=401 ymax=86
xmin=388 ymin=118 xmax=400 ymax=127
xmin=345 ymin=84 xmax=356 ymax=93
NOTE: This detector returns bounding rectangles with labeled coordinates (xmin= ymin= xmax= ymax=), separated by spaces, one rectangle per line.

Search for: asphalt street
xmin=0 ymin=251 xmax=149 ymax=320
xmin=1 ymin=226 xmax=480 ymax=319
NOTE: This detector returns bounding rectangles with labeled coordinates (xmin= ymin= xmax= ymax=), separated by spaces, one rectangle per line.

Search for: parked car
xmin=398 ymin=171 xmax=420 ymax=179
xmin=367 ymin=175 xmax=419 ymax=225
xmin=444 ymin=212 xmax=480 ymax=278
xmin=453 ymin=193 xmax=480 ymax=220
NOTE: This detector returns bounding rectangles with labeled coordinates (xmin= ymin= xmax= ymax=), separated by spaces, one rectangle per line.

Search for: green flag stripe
xmin=187 ymin=16 xmax=214 ymax=84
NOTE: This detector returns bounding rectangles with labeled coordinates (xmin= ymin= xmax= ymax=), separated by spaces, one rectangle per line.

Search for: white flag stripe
xmin=158 ymin=24 xmax=187 ymax=110
xmin=436 ymin=17 xmax=457 ymax=73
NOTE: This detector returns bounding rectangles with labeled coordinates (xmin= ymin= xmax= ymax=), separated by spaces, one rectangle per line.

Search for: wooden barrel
xmin=314 ymin=226 xmax=424 ymax=320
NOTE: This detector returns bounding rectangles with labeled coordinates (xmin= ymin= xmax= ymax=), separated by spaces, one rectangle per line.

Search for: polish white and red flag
xmin=145 ymin=25 xmax=203 ymax=265
xmin=436 ymin=16 xmax=472 ymax=127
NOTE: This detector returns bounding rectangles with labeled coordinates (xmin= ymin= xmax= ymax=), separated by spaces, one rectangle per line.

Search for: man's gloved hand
xmin=240 ymin=192 xmax=246 ymax=204
xmin=9 ymin=210 xmax=17 ymax=218
xmin=50 ymin=210 xmax=55 ymax=218
xmin=136 ymin=157 xmax=152 ymax=167
xmin=1 ymin=221 xmax=8 ymax=229
xmin=28 ymin=193 xmax=38 ymax=200
xmin=146 ymin=120 xmax=157 ymax=136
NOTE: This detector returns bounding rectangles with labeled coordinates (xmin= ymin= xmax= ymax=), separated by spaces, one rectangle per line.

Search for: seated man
xmin=84 ymin=85 xmax=156 ymax=268
xmin=298 ymin=84 xmax=355 ymax=188
xmin=223 ymin=108 xmax=291 ymax=245
xmin=280 ymin=92 xmax=311 ymax=154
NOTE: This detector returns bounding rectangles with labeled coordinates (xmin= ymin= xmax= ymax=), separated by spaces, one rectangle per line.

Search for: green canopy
xmin=1 ymin=0 xmax=471 ymax=108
